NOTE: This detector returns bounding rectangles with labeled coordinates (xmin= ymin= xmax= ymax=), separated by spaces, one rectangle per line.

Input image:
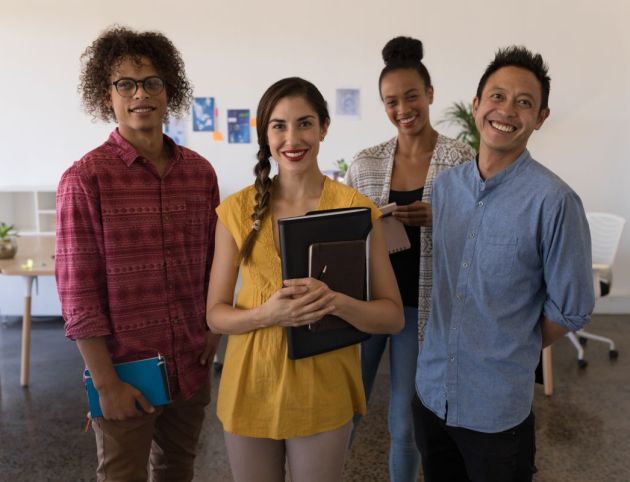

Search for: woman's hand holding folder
xmin=391 ymin=200 xmax=432 ymax=227
xmin=260 ymin=278 xmax=336 ymax=328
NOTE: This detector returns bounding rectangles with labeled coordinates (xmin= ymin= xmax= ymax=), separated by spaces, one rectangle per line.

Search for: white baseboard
xmin=593 ymin=294 xmax=630 ymax=315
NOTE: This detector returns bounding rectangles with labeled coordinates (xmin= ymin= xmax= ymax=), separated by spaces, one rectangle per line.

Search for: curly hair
xmin=79 ymin=25 xmax=193 ymax=122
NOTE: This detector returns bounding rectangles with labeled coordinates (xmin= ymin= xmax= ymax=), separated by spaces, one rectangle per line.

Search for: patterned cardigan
xmin=345 ymin=134 xmax=475 ymax=341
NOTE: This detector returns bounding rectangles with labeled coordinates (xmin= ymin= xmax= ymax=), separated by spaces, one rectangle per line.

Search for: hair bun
xmin=382 ymin=36 xmax=424 ymax=65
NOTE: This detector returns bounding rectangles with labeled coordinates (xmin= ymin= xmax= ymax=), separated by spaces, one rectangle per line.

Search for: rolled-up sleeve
xmin=542 ymin=191 xmax=595 ymax=331
xmin=55 ymin=164 xmax=111 ymax=340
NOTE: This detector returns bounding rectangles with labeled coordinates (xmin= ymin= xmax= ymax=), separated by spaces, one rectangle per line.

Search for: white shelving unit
xmin=0 ymin=186 xmax=60 ymax=317
xmin=0 ymin=186 xmax=57 ymax=235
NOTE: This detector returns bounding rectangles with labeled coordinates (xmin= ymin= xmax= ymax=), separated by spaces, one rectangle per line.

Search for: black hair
xmin=476 ymin=46 xmax=551 ymax=111
xmin=379 ymin=36 xmax=432 ymax=97
xmin=238 ymin=77 xmax=330 ymax=264
xmin=79 ymin=25 xmax=193 ymax=121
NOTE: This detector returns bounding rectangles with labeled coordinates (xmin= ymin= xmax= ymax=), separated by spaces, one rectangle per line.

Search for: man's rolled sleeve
xmin=542 ymin=191 xmax=595 ymax=331
xmin=55 ymin=164 xmax=112 ymax=340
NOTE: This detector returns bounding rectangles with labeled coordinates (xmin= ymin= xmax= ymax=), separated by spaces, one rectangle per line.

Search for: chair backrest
xmin=586 ymin=212 xmax=626 ymax=266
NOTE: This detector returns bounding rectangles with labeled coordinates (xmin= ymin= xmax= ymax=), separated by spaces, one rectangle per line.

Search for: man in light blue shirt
xmin=413 ymin=46 xmax=594 ymax=482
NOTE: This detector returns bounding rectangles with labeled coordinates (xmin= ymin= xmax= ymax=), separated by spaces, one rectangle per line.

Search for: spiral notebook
xmin=84 ymin=354 xmax=171 ymax=418
xmin=380 ymin=203 xmax=411 ymax=254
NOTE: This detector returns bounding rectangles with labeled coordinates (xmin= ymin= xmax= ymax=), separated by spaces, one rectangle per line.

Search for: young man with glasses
xmin=412 ymin=46 xmax=594 ymax=481
xmin=56 ymin=26 xmax=220 ymax=481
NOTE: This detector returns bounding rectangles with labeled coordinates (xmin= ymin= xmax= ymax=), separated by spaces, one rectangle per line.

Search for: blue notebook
xmin=84 ymin=354 xmax=171 ymax=418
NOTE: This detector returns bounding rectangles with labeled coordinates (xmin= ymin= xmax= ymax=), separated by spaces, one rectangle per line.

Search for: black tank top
xmin=388 ymin=187 xmax=424 ymax=307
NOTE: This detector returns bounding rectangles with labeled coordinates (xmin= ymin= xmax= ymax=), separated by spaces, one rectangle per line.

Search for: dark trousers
xmin=411 ymin=394 xmax=536 ymax=482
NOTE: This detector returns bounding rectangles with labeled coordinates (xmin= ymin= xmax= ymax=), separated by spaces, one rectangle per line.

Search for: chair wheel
xmin=609 ymin=350 xmax=619 ymax=360
xmin=577 ymin=359 xmax=588 ymax=369
xmin=213 ymin=361 xmax=223 ymax=374
xmin=578 ymin=336 xmax=588 ymax=346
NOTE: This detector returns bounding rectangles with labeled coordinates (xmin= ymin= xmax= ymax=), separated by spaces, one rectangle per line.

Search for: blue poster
xmin=192 ymin=97 xmax=215 ymax=131
xmin=336 ymin=88 xmax=360 ymax=117
xmin=227 ymin=109 xmax=251 ymax=144
xmin=163 ymin=117 xmax=187 ymax=146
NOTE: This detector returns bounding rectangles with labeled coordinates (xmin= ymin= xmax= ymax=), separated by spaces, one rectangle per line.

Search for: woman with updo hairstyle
xmin=206 ymin=77 xmax=403 ymax=482
xmin=346 ymin=36 xmax=475 ymax=482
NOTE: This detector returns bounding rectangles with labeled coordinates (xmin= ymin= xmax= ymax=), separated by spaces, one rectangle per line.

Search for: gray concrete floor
xmin=0 ymin=315 xmax=629 ymax=481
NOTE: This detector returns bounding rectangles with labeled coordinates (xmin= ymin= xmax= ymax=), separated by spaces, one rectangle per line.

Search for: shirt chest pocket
xmin=478 ymin=235 xmax=518 ymax=276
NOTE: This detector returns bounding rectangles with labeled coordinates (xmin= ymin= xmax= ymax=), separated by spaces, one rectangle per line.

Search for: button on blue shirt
xmin=416 ymin=150 xmax=594 ymax=433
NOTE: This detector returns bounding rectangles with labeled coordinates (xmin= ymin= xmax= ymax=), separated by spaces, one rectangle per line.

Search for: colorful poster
xmin=192 ymin=97 xmax=215 ymax=131
xmin=336 ymin=89 xmax=360 ymax=117
xmin=163 ymin=117 xmax=187 ymax=146
xmin=227 ymin=109 xmax=251 ymax=144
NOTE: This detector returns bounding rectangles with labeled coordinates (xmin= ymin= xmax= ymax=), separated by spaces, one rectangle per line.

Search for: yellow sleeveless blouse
xmin=215 ymin=177 xmax=379 ymax=439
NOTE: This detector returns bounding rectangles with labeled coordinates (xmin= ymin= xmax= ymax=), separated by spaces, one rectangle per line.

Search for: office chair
xmin=566 ymin=212 xmax=625 ymax=368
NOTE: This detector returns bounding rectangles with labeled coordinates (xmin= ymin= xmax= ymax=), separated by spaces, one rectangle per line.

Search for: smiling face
xmin=473 ymin=66 xmax=549 ymax=162
xmin=380 ymin=68 xmax=433 ymax=136
xmin=107 ymin=56 xmax=168 ymax=139
xmin=266 ymin=95 xmax=329 ymax=175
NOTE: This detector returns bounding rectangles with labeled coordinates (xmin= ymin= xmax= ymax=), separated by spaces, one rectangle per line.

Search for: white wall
xmin=1 ymin=0 xmax=629 ymax=314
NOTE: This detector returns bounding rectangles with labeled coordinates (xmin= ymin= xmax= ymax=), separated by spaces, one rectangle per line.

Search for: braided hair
xmin=238 ymin=77 xmax=330 ymax=264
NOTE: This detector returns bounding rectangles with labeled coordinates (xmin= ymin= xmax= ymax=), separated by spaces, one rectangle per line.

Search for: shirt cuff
xmin=543 ymin=297 xmax=591 ymax=332
xmin=64 ymin=316 xmax=112 ymax=341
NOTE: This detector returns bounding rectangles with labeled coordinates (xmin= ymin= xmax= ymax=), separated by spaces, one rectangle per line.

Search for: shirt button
xmin=456 ymin=293 xmax=463 ymax=300
xmin=451 ymin=326 xmax=457 ymax=331
xmin=478 ymin=201 xmax=484 ymax=207
xmin=462 ymin=262 xmax=469 ymax=268
xmin=449 ymin=356 xmax=455 ymax=362
xmin=469 ymin=232 xmax=476 ymax=239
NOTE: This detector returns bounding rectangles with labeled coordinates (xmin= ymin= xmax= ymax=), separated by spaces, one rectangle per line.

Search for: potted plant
xmin=0 ymin=223 xmax=18 ymax=259
xmin=323 ymin=158 xmax=349 ymax=182
xmin=438 ymin=101 xmax=480 ymax=153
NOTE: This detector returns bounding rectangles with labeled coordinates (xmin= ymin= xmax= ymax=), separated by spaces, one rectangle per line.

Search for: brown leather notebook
xmin=380 ymin=202 xmax=411 ymax=254
xmin=308 ymin=240 xmax=367 ymax=333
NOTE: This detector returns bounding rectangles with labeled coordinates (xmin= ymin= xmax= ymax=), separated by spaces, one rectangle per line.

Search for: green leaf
xmin=438 ymin=101 xmax=480 ymax=153
xmin=0 ymin=222 xmax=17 ymax=239
xmin=335 ymin=158 xmax=348 ymax=175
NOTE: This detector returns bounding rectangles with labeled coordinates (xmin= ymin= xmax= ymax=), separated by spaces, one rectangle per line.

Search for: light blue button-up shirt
xmin=416 ymin=149 xmax=594 ymax=433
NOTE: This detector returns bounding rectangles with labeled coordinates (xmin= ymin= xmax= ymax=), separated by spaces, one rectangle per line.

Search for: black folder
xmin=278 ymin=207 xmax=372 ymax=359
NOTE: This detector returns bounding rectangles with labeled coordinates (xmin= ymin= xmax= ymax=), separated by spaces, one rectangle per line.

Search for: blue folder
xmin=84 ymin=354 xmax=171 ymax=418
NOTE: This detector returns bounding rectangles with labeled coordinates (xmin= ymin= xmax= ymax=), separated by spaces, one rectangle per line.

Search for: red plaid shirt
xmin=56 ymin=129 xmax=219 ymax=399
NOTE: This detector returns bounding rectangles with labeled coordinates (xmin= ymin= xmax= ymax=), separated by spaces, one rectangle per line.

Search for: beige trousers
xmin=92 ymin=380 xmax=211 ymax=482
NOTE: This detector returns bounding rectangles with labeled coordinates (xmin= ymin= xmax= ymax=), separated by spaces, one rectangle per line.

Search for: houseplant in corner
xmin=323 ymin=158 xmax=349 ymax=182
xmin=0 ymin=223 xmax=18 ymax=259
xmin=438 ymin=101 xmax=480 ymax=153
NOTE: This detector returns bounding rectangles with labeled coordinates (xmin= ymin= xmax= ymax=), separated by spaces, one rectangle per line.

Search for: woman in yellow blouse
xmin=206 ymin=77 xmax=403 ymax=482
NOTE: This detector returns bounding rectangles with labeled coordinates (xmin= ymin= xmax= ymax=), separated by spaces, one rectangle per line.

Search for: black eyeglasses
xmin=112 ymin=76 xmax=165 ymax=97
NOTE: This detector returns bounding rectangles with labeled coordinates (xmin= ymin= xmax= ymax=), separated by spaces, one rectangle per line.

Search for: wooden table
xmin=0 ymin=235 xmax=55 ymax=386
